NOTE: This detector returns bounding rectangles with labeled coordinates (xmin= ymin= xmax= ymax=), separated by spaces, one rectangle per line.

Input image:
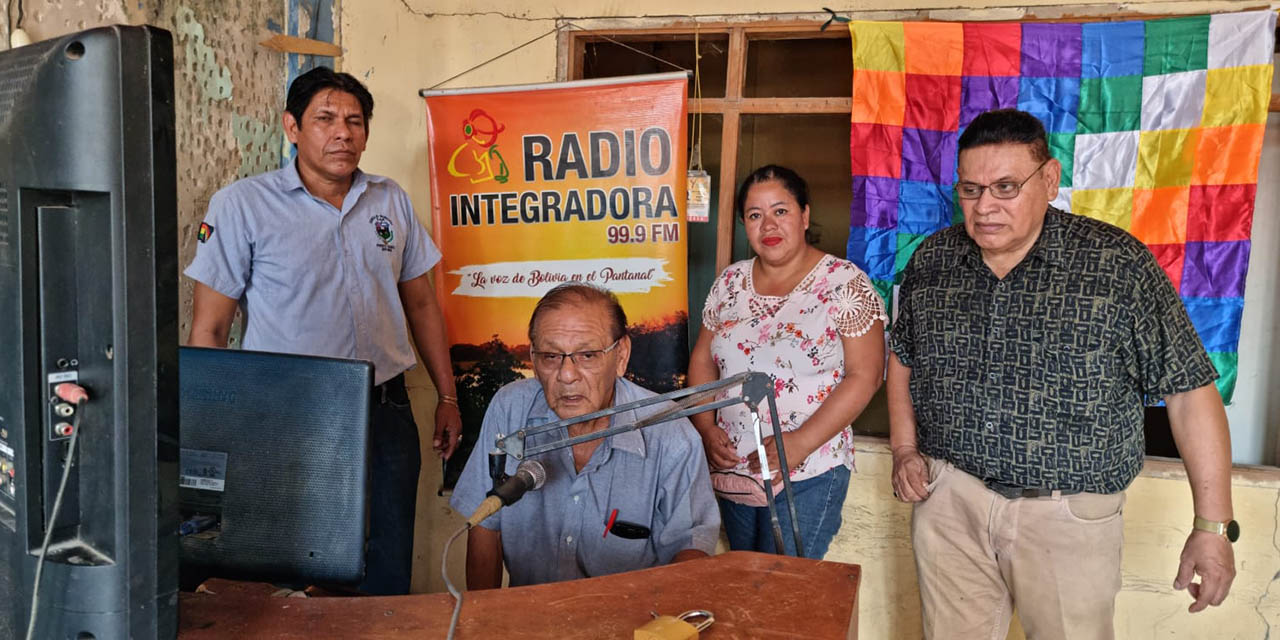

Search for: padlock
xmin=634 ymin=610 xmax=714 ymax=640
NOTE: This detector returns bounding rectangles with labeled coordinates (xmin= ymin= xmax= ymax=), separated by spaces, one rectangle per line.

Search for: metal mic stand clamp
xmin=487 ymin=450 xmax=510 ymax=494
xmin=485 ymin=371 xmax=805 ymax=557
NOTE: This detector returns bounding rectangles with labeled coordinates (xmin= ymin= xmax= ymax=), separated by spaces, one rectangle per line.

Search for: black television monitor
xmin=177 ymin=347 xmax=373 ymax=586
xmin=0 ymin=25 xmax=179 ymax=640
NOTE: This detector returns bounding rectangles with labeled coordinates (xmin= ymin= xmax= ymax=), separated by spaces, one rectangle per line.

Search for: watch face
xmin=1226 ymin=520 xmax=1240 ymax=542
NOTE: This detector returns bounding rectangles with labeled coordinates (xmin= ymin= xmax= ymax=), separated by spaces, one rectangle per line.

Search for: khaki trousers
xmin=911 ymin=457 xmax=1125 ymax=640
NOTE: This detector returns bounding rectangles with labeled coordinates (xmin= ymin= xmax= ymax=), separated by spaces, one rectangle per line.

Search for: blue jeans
xmin=717 ymin=465 xmax=850 ymax=559
xmin=359 ymin=374 xmax=421 ymax=595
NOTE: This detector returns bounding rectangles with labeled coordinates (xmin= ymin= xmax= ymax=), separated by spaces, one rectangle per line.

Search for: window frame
xmin=562 ymin=22 xmax=851 ymax=274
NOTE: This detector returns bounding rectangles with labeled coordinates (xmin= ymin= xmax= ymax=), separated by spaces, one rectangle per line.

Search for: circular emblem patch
xmin=370 ymin=214 xmax=394 ymax=250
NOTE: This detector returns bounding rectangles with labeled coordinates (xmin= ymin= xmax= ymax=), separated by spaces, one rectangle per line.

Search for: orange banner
xmin=423 ymin=73 xmax=689 ymax=484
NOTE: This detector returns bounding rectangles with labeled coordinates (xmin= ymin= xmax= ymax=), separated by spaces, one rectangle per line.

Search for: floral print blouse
xmin=702 ymin=254 xmax=887 ymax=503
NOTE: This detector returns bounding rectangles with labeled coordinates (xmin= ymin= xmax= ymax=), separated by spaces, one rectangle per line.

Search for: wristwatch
xmin=1193 ymin=515 xmax=1240 ymax=543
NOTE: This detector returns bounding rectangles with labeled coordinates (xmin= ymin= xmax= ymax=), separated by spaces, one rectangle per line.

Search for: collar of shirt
xmin=526 ymin=379 xmax=649 ymax=464
xmin=960 ymin=205 xmax=1069 ymax=272
xmin=276 ymin=159 xmax=386 ymax=215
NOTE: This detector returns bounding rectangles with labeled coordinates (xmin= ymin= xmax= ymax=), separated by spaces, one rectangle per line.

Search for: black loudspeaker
xmin=0 ymin=26 xmax=178 ymax=639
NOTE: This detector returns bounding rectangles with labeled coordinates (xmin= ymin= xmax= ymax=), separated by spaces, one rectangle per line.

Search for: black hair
xmin=734 ymin=165 xmax=810 ymax=220
xmin=528 ymin=283 xmax=628 ymax=345
xmin=285 ymin=66 xmax=375 ymax=129
xmin=957 ymin=109 xmax=1050 ymax=162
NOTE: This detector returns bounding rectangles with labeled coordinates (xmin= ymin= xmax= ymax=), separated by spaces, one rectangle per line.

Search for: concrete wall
xmin=1230 ymin=61 xmax=1280 ymax=465
xmin=342 ymin=2 xmax=1280 ymax=638
xmin=845 ymin=438 xmax=1280 ymax=639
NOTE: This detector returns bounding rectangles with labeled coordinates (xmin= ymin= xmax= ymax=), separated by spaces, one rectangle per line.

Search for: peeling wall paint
xmin=175 ymin=7 xmax=234 ymax=105
xmin=4 ymin=0 xmax=129 ymax=38
xmin=15 ymin=0 xmax=301 ymax=342
xmin=232 ymin=113 xmax=284 ymax=179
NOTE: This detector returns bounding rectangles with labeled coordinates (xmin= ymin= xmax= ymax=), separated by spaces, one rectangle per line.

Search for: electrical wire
xmin=426 ymin=25 xmax=568 ymax=91
xmin=573 ymin=24 xmax=689 ymax=73
xmin=24 ymin=398 xmax=86 ymax=640
xmin=687 ymin=23 xmax=703 ymax=172
xmin=426 ymin=22 xmax=691 ymax=92
xmin=443 ymin=524 xmax=470 ymax=640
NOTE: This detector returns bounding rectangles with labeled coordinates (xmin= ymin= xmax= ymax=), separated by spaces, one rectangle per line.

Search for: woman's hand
xmin=687 ymin=326 xmax=738 ymax=470
xmin=747 ymin=430 xmax=816 ymax=486
xmin=696 ymin=423 xmax=740 ymax=470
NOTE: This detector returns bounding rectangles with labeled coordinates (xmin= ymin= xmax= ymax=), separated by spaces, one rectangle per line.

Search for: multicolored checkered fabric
xmin=847 ymin=10 xmax=1277 ymax=402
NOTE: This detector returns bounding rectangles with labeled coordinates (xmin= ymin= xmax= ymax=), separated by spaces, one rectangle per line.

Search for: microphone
xmin=466 ymin=460 xmax=546 ymax=527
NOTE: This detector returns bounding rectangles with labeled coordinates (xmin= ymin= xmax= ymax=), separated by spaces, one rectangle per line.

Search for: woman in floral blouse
xmin=688 ymin=165 xmax=887 ymax=558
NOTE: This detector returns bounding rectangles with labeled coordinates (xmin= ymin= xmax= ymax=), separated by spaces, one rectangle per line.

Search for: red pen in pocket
xmin=603 ymin=508 xmax=619 ymax=538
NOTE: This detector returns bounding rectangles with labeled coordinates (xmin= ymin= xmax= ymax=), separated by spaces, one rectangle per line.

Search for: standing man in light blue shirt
xmin=185 ymin=67 xmax=462 ymax=595
xmin=450 ymin=284 xmax=719 ymax=589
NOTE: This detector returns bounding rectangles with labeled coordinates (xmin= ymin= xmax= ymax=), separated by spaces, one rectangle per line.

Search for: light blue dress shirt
xmin=184 ymin=161 xmax=441 ymax=384
xmin=450 ymin=377 xmax=720 ymax=587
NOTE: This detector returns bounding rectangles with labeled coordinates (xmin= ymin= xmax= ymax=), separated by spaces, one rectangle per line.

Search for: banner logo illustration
xmin=448 ymin=108 xmax=510 ymax=185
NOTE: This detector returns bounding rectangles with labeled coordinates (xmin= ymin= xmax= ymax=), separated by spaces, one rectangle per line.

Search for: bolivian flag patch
xmin=197 ymin=222 xmax=214 ymax=243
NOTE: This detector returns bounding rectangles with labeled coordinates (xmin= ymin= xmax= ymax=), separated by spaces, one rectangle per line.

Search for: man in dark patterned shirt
xmin=888 ymin=109 xmax=1236 ymax=640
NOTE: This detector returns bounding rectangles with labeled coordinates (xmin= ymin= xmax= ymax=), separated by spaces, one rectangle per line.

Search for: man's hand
xmin=433 ymin=401 xmax=462 ymax=460
xmin=891 ymin=446 xmax=930 ymax=502
xmin=695 ymin=423 xmax=739 ymax=470
xmin=1173 ymin=529 xmax=1235 ymax=612
xmin=747 ymin=431 xmax=814 ymax=486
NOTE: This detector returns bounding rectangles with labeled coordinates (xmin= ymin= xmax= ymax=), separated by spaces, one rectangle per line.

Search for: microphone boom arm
xmin=488 ymin=370 xmax=806 ymax=557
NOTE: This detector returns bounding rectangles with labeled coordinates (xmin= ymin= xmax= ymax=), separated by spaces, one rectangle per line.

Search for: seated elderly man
xmin=450 ymin=283 xmax=720 ymax=589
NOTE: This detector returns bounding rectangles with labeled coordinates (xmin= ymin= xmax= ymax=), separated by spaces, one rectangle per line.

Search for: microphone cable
xmin=443 ymin=459 xmax=545 ymax=638
xmin=442 ymin=524 xmax=470 ymax=640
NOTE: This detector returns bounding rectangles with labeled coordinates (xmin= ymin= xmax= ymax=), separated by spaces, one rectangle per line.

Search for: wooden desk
xmin=179 ymin=551 xmax=860 ymax=638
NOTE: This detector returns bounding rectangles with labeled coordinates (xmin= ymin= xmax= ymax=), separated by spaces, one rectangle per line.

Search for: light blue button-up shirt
xmin=184 ymin=161 xmax=440 ymax=384
xmin=450 ymin=377 xmax=720 ymax=587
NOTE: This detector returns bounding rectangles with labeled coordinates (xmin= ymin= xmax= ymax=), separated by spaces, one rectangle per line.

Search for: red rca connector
xmin=54 ymin=423 xmax=74 ymax=437
xmin=54 ymin=383 xmax=88 ymax=404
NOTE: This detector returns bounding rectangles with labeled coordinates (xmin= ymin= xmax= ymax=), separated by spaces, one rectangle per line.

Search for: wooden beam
xmin=716 ymin=110 xmax=742 ymax=276
xmin=1271 ymin=93 xmax=1280 ymax=113
xmin=259 ymin=34 xmax=342 ymax=57
xmin=564 ymin=30 xmax=586 ymax=81
xmin=692 ymin=97 xmax=852 ymax=114
xmin=715 ymin=27 xmax=748 ymax=276
xmin=564 ymin=5 xmax=1274 ymax=40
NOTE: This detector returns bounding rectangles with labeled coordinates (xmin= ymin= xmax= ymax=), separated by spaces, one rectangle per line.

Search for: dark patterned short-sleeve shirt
xmin=889 ymin=208 xmax=1217 ymax=493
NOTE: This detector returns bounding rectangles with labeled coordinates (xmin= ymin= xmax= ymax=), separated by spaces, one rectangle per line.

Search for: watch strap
xmin=1192 ymin=515 xmax=1227 ymax=535
xmin=1193 ymin=515 xmax=1238 ymax=542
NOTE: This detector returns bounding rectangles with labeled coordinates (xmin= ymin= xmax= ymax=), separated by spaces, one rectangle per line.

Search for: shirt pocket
xmin=1039 ymin=316 xmax=1111 ymax=429
xmin=584 ymin=532 xmax=657 ymax=578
